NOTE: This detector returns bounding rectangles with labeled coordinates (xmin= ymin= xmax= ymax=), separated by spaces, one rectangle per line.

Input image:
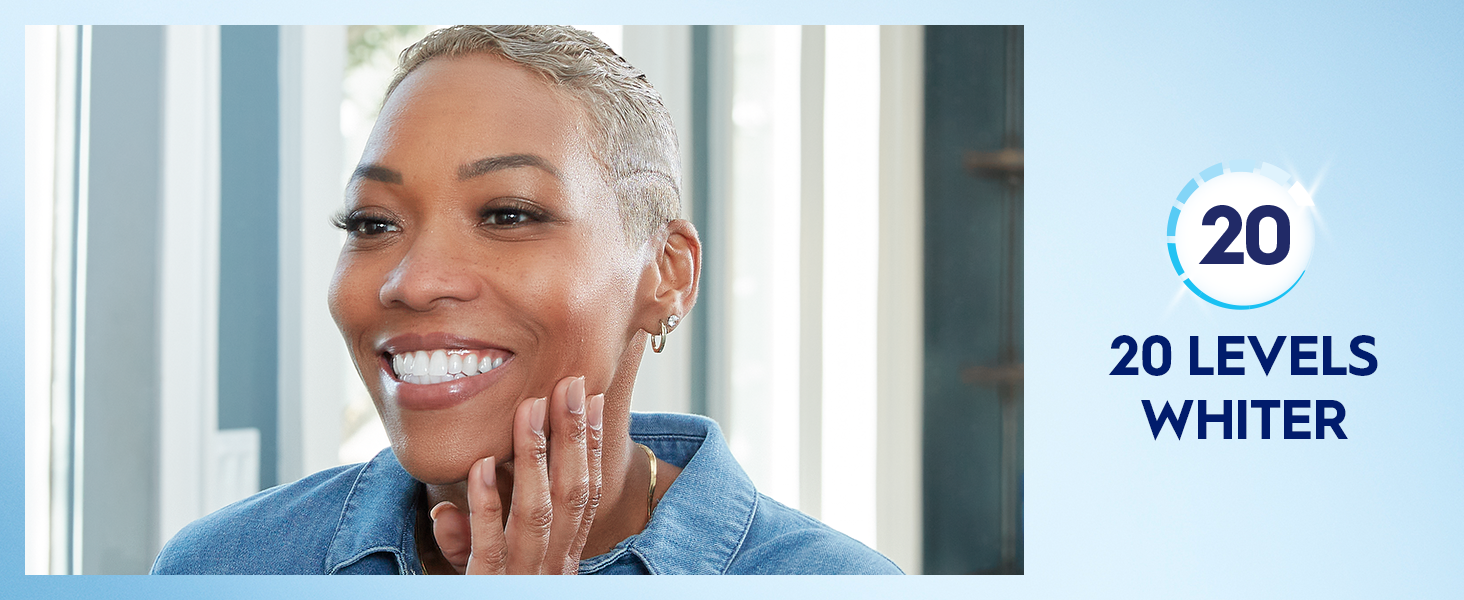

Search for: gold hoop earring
xmin=650 ymin=314 xmax=679 ymax=353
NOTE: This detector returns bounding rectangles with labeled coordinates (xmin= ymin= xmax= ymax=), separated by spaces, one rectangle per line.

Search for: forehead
xmin=364 ymin=54 xmax=597 ymax=176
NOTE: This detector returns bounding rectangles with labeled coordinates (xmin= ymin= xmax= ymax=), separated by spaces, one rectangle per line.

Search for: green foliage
xmin=346 ymin=25 xmax=428 ymax=72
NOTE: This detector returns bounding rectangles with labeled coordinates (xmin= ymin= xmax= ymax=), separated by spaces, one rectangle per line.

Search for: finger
xmin=464 ymin=456 xmax=510 ymax=575
xmin=429 ymin=501 xmax=471 ymax=574
xmin=504 ymin=396 xmax=553 ymax=574
xmin=570 ymin=393 xmax=606 ymax=563
xmin=543 ymin=376 xmax=591 ymax=574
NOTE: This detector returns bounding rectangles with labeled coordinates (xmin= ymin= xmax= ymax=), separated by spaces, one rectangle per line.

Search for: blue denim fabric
xmin=152 ymin=412 xmax=902 ymax=575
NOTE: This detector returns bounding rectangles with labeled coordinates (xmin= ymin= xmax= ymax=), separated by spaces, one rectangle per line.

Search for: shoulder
xmin=728 ymin=494 xmax=904 ymax=575
xmin=628 ymin=412 xmax=901 ymax=574
xmin=150 ymin=462 xmax=366 ymax=574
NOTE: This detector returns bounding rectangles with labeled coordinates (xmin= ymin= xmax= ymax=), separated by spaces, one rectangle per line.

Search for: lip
xmin=376 ymin=332 xmax=514 ymax=411
xmin=378 ymin=332 xmax=508 ymax=355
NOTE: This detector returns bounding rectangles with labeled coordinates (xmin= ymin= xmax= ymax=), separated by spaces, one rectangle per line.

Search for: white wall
xmin=276 ymin=25 xmax=348 ymax=485
xmin=24 ymin=24 xmax=59 ymax=576
xmin=156 ymin=23 xmax=221 ymax=549
xmin=875 ymin=24 xmax=926 ymax=575
xmin=622 ymin=26 xmax=694 ymax=415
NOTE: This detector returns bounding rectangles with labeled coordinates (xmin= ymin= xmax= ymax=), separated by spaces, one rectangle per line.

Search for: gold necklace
xmin=635 ymin=442 xmax=658 ymax=522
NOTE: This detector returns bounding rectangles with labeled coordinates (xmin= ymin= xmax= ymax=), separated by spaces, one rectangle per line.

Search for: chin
xmin=384 ymin=415 xmax=515 ymax=485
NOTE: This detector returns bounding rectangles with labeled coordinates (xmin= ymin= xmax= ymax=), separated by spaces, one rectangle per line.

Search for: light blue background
xmin=1027 ymin=3 xmax=1464 ymax=598
xmin=6 ymin=1 xmax=1463 ymax=597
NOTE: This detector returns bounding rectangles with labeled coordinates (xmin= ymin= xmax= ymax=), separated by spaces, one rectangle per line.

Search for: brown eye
xmin=332 ymin=211 xmax=402 ymax=237
xmin=355 ymin=219 xmax=401 ymax=236
xmin=480 ymin=207 xmax=545 ymax=227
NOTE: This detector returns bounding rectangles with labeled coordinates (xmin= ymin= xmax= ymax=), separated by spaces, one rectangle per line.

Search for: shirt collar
xmin=581 ymin=412 xmax=759 ymax=575
xmin=322 ymin=412 xmax=758 ymax=575
xmin=323 ymin=448 xmax=421 ymax=575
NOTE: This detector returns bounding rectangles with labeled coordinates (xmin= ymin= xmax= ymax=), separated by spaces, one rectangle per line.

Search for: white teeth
xmin=390 ymin=349 xmax=505 ymax=383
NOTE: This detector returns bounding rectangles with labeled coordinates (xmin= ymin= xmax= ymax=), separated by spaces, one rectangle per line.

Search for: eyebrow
xmin=349 ymin=153 xmax=560 ymax=186
xmin=458 ymin=153 xmax=561 ymax=181
xmin=350 ymin=164 xmax=403 ymax=185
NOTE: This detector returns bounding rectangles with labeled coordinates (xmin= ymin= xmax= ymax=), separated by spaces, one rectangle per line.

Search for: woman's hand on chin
xmin=429 ymin=376 xmax=605 ymax=574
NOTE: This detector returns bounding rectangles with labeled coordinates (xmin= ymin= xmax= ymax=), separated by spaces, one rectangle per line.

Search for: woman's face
xmin=328 ymin=54 xmax=650 ymax=484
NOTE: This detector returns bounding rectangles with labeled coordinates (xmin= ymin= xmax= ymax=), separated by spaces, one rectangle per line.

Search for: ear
xmin=636 ymin=219 xmax=701 ymax=335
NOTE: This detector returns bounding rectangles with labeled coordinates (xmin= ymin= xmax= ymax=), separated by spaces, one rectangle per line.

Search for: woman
xmin=152 ymin=25 xmax=900 ymax=575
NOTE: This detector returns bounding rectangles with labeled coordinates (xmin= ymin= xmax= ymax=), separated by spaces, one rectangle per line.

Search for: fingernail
xmin=567 ymin=377 xmax=585 ymax=414
xmin=587 ymin=394 xmax=605 ymax=430
xmin=531 ymin=397 xmax=547 ymax=434
xmin=429 ymin=501 xmax=453 ymax=521
xmin=479 ymin=456 xmax=496 ymax=487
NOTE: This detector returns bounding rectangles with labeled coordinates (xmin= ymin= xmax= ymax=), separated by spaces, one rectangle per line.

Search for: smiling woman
xmin=150 ymin=25 xmax=900 ymax=575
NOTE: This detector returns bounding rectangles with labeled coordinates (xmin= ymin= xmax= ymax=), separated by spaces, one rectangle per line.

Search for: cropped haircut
xmin=387 ymin=25 xmax=682 ymax=245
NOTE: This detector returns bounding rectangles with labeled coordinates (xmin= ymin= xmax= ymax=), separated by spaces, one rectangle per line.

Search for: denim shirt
xmin=152 ymin=412 xmax=902 ymax=575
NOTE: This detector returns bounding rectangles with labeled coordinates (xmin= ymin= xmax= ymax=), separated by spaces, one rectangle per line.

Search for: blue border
xmin=1182 ymin=271 xmax=1305 ymax=310
xmin=1168 ymin=161 xmax=1305 ymax=310
xmin=1199 ymin=162 xmax=1224 ymax=181
xmin=1175 ymin=178 xmax=1198 ymax=204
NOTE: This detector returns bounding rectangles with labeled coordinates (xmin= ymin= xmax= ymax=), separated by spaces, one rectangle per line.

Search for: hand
xmin=428 ymin=376 xmax=605 ymax=574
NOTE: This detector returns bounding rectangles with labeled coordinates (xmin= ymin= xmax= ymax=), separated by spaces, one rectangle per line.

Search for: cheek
xmin=504 ymin=246 xmax=641 ymax=380
xmin=326 ymin=257 xmax=350 ymax=329
xmin=327 ymin=253 xmax=379 ymax=356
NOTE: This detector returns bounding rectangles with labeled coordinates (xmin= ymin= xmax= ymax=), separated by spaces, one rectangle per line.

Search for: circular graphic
xmin=1166 ymin=161 xmax=1314 ymax=309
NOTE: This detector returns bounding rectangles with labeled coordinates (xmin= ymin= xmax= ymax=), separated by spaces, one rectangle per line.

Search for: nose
xmin=378 ymin=233 xmax=481 ymax=311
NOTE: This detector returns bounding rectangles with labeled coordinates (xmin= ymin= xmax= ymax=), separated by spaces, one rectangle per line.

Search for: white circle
xmin=1173 ymin=171 xmax=1314 ymax=307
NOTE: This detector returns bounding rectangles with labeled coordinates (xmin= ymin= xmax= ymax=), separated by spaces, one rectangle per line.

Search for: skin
xmin=327 ymin=53 xmax=699 ymax=574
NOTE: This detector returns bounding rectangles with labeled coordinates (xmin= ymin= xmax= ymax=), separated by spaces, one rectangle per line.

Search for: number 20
xmin=1198 ymin=204 xmax=1290 ymax=265
xmin=1110 ymin=335 xmax=1170 ymax=376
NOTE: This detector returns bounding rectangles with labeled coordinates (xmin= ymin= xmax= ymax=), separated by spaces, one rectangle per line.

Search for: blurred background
xmin=23 ymin=25 xmax=1022 ymax=574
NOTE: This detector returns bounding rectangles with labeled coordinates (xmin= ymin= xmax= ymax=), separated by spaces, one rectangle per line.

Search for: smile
xmin=390 ymin=349 xmax=509 ymax=384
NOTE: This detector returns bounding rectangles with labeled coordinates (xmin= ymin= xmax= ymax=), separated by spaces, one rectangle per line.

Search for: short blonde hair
xmin=388 ymin=25 xmax=682 ymax=245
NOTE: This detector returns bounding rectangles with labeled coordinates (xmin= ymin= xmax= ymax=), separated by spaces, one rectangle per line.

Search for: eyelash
xmin=479 ymin=203 xmax=549 ymax=228
xmin=329 ymin=202 xmax=551 ymax=237
xmin=331 ymin=211 xmax=401 ymax=237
